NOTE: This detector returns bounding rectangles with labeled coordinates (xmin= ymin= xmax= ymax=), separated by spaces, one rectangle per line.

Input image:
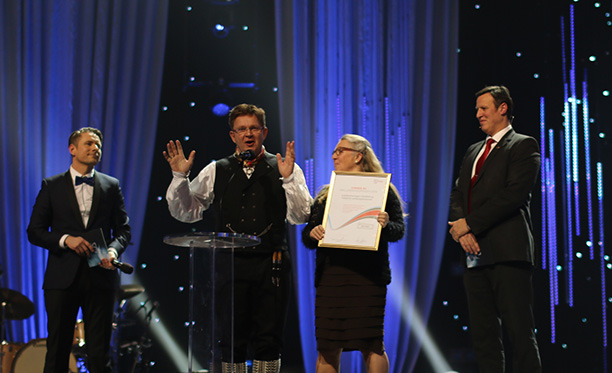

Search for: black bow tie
xmin=75 ymin=176 xmax=94 ymax=186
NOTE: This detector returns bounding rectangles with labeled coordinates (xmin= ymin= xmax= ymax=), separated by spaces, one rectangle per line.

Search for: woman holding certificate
xmin=302 ymin=134 xmax=405 ymax=373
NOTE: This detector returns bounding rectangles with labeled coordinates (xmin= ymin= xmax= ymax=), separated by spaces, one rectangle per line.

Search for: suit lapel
xmin=87 ymin=174 xmax=102 ymax=230
xmin=64 ymin=171 xmax=86 ymax=230
xmin=475 ymin=129 xmax=515 ymax=182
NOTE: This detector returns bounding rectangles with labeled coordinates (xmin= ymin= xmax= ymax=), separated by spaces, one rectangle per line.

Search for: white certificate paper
xmin=319 ymin=171 xmax=391 ymax=251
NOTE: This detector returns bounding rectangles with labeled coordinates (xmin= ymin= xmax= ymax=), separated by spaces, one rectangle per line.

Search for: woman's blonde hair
xmin=315 ymin=134 xmax=406 ymax=216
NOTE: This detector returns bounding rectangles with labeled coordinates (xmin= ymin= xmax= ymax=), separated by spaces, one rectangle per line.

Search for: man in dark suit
xmin=448 ymin=86 xmax=542 ymax=372
xmin=28 ymin=127 xmax=131 ymax=373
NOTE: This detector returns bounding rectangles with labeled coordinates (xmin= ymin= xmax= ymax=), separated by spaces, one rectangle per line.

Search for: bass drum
xmin=10 ymin=338 xmax=77 ymax=373
xmin=2 ymin=341 xmax=23 ymax=373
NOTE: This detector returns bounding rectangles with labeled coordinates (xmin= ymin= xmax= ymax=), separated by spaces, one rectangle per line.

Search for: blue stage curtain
xmin=274 ymin=0 xmax=458 ymax=371
xmin=0 ymin=0 xmax=168 ymax=343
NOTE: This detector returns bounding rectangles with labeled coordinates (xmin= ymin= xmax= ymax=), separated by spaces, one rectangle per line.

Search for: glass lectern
xmin=163 ymin=232 xmax=260 ymax=373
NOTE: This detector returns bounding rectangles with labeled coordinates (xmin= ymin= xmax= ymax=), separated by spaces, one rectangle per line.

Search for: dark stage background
xmin=127 ymin=0 xmax=611 ymax=372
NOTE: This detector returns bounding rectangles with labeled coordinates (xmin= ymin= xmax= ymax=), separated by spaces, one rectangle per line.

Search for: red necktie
xmin=468 ymin=138 xmax=495 ymax=213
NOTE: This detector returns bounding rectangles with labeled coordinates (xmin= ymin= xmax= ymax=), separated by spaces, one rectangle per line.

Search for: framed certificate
xmin=318 ymin=171 xmax=391 ymax=251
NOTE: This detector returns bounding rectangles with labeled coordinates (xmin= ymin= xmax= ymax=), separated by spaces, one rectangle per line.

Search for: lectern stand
xmin=163 ymin=232 xmax=260 ymax=373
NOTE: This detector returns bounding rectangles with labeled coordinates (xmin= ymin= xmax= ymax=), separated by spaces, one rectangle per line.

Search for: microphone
xmin=111 ymin=259 xmax=134 ymax=274
xmin=239 ymin=149 xmax=255 ymax=161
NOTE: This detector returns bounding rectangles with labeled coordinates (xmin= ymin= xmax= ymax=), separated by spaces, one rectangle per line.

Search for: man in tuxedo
xmin=448 ymin=86 xmax=542 ymax=372
xmin=28 ymin=127 xmax=131 ymax=373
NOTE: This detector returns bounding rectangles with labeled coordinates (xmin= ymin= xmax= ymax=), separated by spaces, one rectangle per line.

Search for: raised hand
xmin=164 ymin=140 xmax=195 ymax=174
xmin=277 ymin=141 xmax=296 ymax=178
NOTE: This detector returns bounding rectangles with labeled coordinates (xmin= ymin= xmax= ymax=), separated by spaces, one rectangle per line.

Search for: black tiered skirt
xmin=314 ymin=264 xmax=387 ymax=353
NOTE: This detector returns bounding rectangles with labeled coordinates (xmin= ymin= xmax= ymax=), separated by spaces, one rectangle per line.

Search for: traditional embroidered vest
xmin=213 ymin=152 xmax=288 ymax=252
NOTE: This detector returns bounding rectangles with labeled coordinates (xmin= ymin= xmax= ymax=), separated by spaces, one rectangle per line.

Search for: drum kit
xmin=0 ymin=284 xmax=151 ymax=373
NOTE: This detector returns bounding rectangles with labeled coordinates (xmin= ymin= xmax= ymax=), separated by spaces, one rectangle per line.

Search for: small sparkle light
xmin=589 ymin=118 xmax=595 ymax=123
xmin=581 ymin=317 xmax=588 ymax=323
xmin=604 ymin=255 xmax=610 ymax=261
xmin=140 ymin=263 xmax=147 ymax=269
xmin=189 ymin=76 xmax=195 ymax=82
xmin=154 ymin=318 xmax=160 ymax=323
xmin=599 ymin=133 xmax=606 ymax=138
xmin=272 ymin=87 xmax=278 ymax=92
xmin=453 ymin=314 xmax=459 ymax=320
xmin=562 ymin=344 xmax=568 ymax=349
xmin=606 ymin=263 xmax=612 ymax=270
xmin=174 ymin=255 xmax=180 ymax=260
xmin=186 ymin=6 xmax=192 ymax=11
xmin=183 ymin=136 xmax=190 ymax=141
xmin=442 ymin=301 xmax=448 ymax=306
xmin=457 ymin=48 xmax=461 ymax=53
xmin=595 ymin=2 xmax=601 ymax=7
xmin=608 ymin=297 xmax=612 ymax=303
xmin=156 ymin=196 xmax=162 ymax=201
xmin=586 ymin=241 xmax=593 ymax=247
xmin=606 ymin=12 xmax=610 ymax=17
xmin=184 ymin=321 xmax=190 ymax=327
xmin=139 ymin=301 xmax=146 ymax=307
xmin=556 ymin=265 xmax=563 ymax=271
xmin=603 ymin=90 xmax=610 ymax=96
xmin=242 ymin=25 xmax=249 ymax=31
xmin=215 ymin=24 xmax=225 ymax=31
xmin=475 ymin=4 xmax=480 ymax=9
xmin=533 ymin=73 xmax=540 ymax=79
xmin=589 ymin=56 xmax=596 ymax=62
xmin=162 ymin=106 xmax=168 ymax=111
xmin=462 ymin=326 xmax=468 ymax=331
xmin=190 ymin=102 xmax=196 ymax=107
xmin=608 ymin=21 xmax=612 ymax=26
xmin=576 ymin=252 xmax=583 ymax=258
xmin=178 ymin=286 xmax=185 ymax=292
xmin=516 ymin=52 xmax=522 ymax=57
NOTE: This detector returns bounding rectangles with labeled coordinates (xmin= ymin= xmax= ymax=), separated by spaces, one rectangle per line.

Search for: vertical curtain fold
xmin=275 ymin=0 xmax=458 ymax=371
xmin=0 ymin=0 xmax=168 ymax=342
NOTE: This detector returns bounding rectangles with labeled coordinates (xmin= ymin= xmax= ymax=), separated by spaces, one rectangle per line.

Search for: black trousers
xmin=463 ymin=262 xmax=542 ymax=373
xmin=218 ymin=251 xmax=291 ymax=362
xmin=44 ymin=260 xmax=115 ymax=373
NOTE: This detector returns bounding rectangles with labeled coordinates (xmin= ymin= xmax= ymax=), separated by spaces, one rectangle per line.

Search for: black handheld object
xmin=239 ymin=149 xmax=255 ymax=161
xmin=111 ymin=259 xmax=134 ymax=274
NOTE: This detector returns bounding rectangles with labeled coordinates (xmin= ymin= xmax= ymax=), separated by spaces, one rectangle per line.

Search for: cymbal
xmin=118 ymin=284 xmax=144 ymax=300
xmin=0 ymin=288 xmax=35 ymax=320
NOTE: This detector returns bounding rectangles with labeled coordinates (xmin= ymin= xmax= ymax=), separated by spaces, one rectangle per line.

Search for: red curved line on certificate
xmin=329 ymin=208 xmax=380 ymax=230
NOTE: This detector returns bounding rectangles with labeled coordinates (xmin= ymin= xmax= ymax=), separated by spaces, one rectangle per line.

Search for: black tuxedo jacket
xmin=27 ymin=170 xmax=131 ymax=290
xmin=449 ymin=129 xmax=540 ymax=265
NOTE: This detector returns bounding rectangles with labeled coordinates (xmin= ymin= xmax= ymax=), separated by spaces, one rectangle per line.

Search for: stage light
xmin=212 ymin=103 xmax=230 ymax=116
xmin=589 ymin=56 xmax=596 ymax=61
xmin=242 ymin=25 xmax=249 ymax=31
xmin=156 ymin=196 xmax=162 ymax=201
xmin=162 ymin=106 xmax=168 ymax=111
xmin=602 ymin=90 xmax=610 ymax=96
xmin=389 ymin=285 xmax=455 ymax=372
xmin=183 ymin=136 xmax=190 ymax=141
xmin=516 ymin=52 xmax=522 ymax=57
xmin=534 ymin=73 xmax=540 ymax=79
xmin=213 ymin=23 xmax=230 ymax=38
